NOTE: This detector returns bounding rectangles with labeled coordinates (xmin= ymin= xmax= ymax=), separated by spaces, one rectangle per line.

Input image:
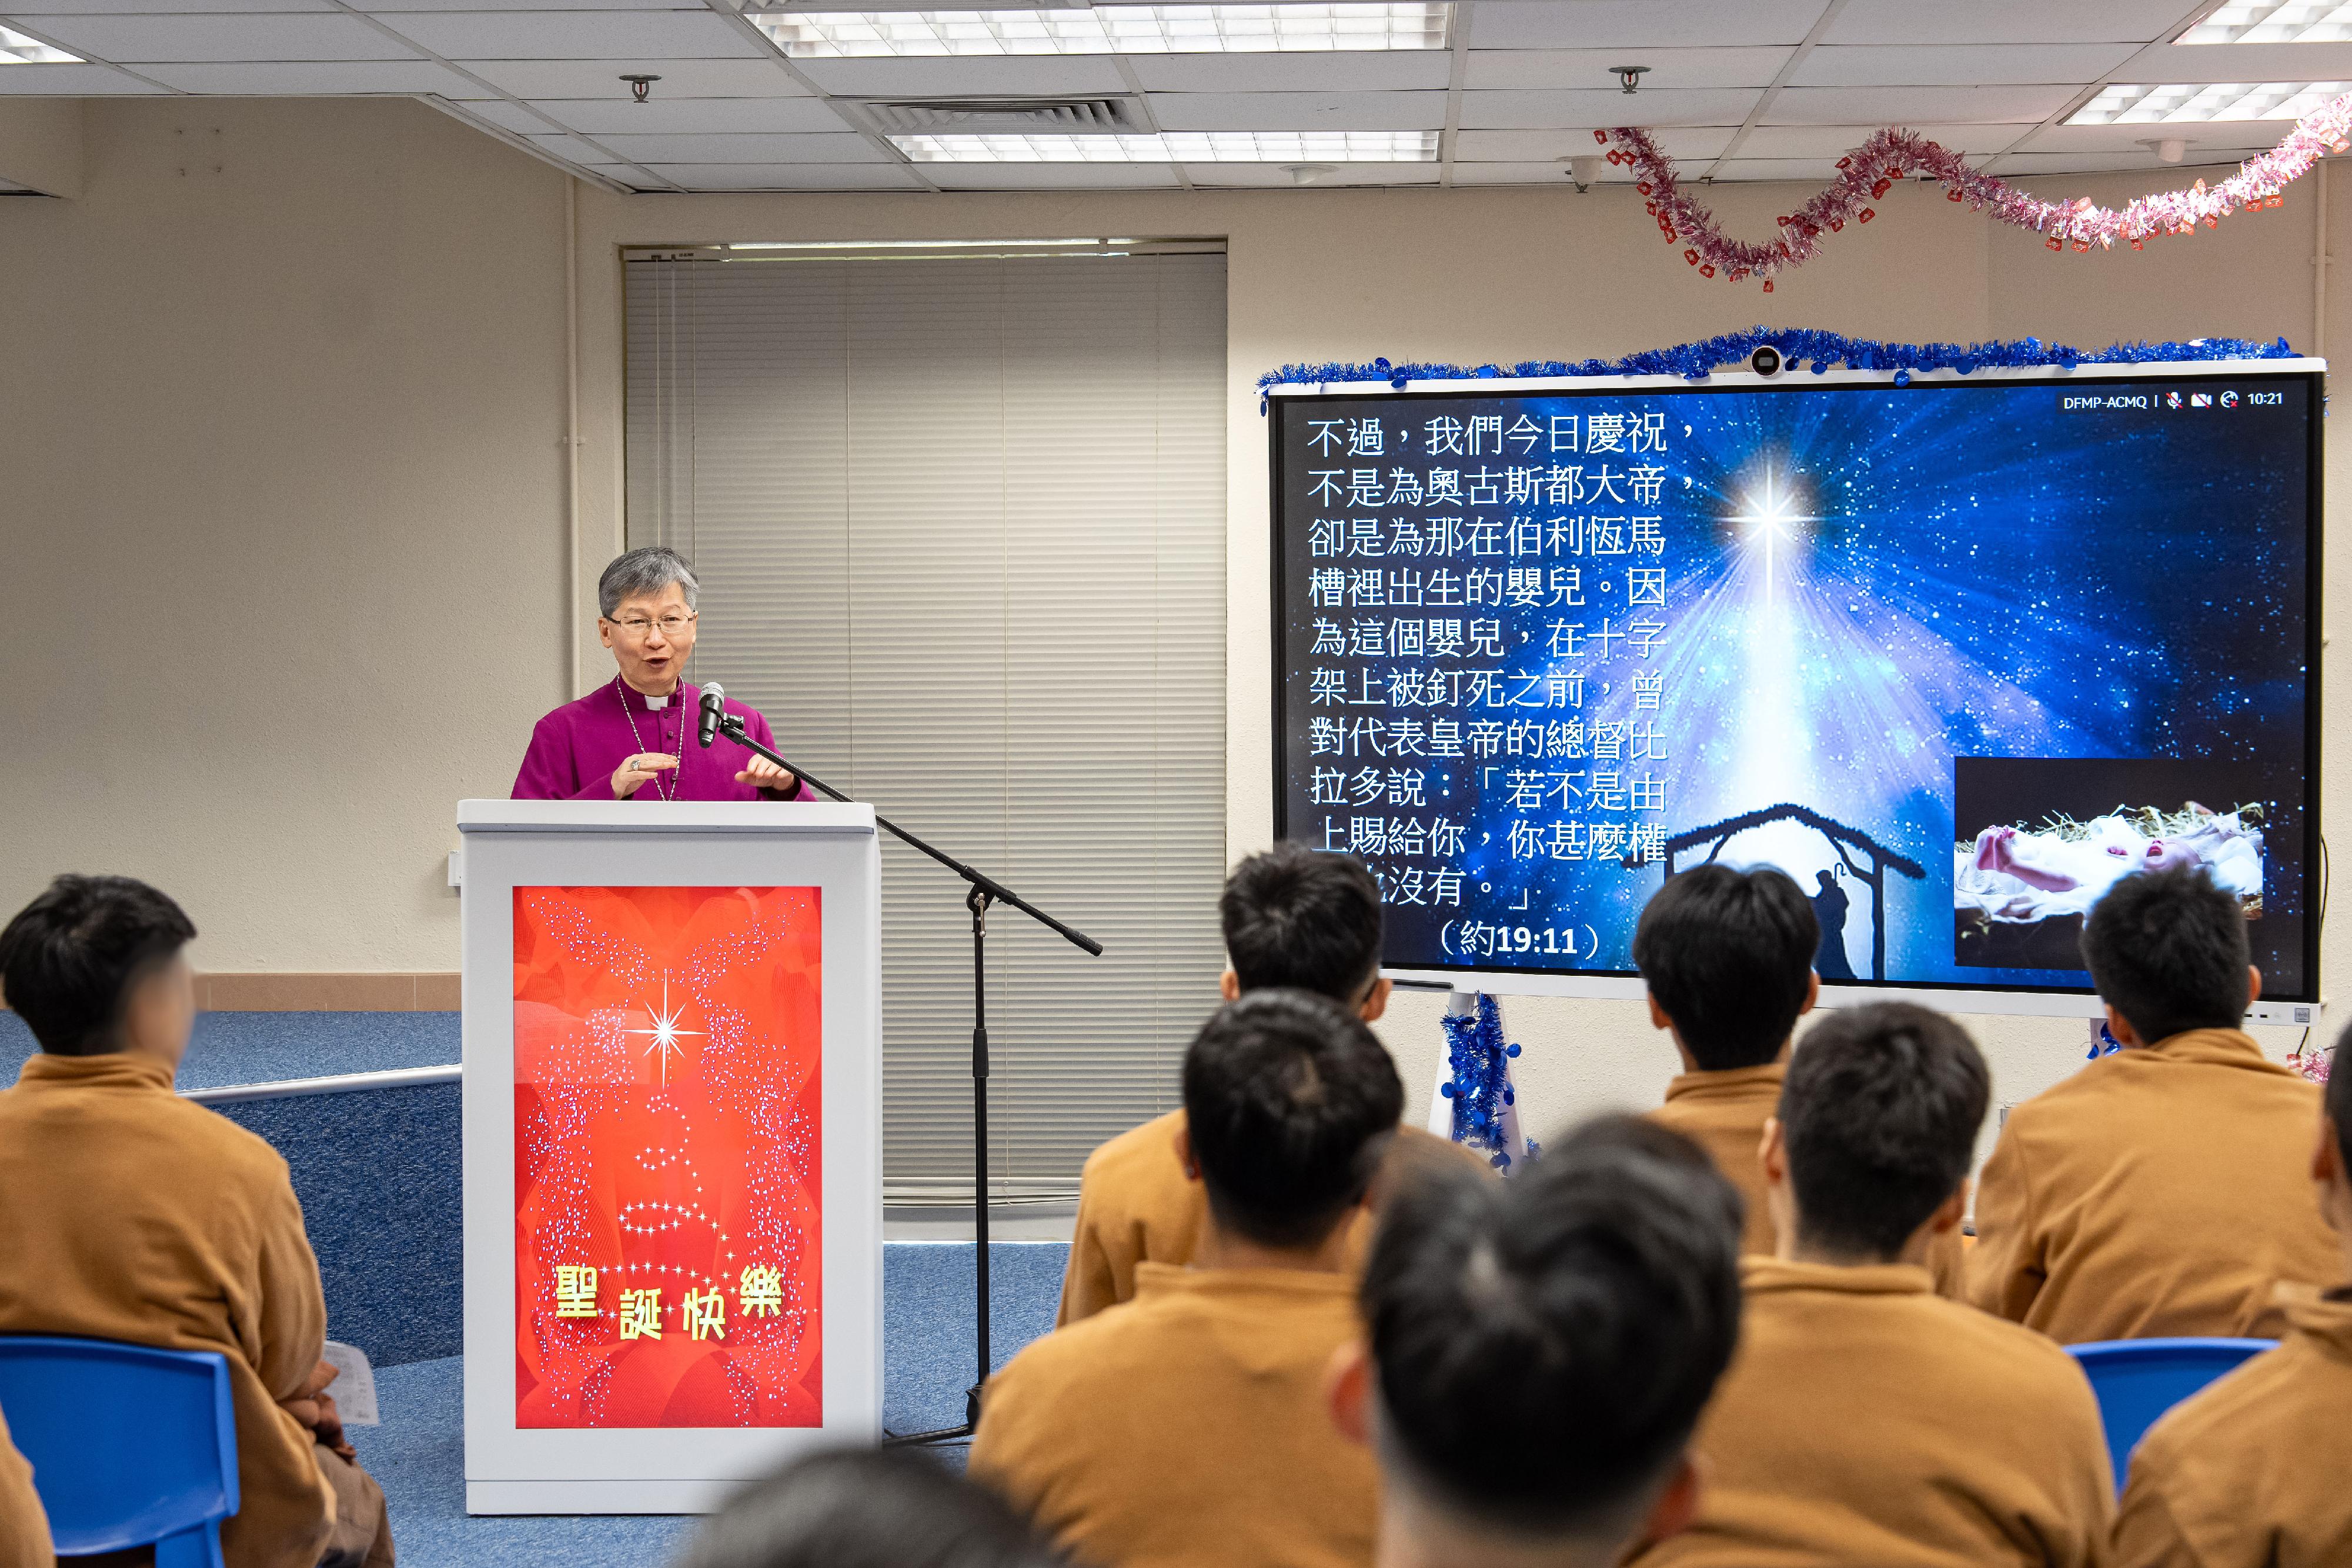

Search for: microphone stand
xmin=710 ymin=710 xmax=1102 ymax=1445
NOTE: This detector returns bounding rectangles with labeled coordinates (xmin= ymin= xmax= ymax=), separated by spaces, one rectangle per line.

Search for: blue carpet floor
xmin=0 ymin=1011 xmax=461 ymax=1091
xmin=368 ymin=1242 xmax=1064 ymax=1567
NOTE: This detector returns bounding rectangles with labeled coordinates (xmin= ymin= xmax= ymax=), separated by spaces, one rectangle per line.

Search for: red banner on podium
xmin=512 ymin=885 xmax=823 ymax=1429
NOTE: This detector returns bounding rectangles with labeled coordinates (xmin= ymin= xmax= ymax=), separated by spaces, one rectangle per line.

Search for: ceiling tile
xmin=1792 ymin=44 xmax=2139 ymax=86
xmin=641 ymin=160 xmax=923 ymax=189
xmin=569 ymin=162 xmax=675 ymax=189
xmin=590 ymin=130 xmax=885 ymax=162
xmin=450 ymin=97 xmax=557 ymax=133
xmin=443 ymin=56 xmax=808 ymax=98
xmin=141 ymin=59 xmax=485 ymax=92
xmin=1184 ymin=161 xmax=1441 ymax=186
xmin=0 ymin=60 xmax=169 ymax=91
xmin=9 ymin=0 xmax=326 ymax=10
xmin=1733 ymin=122 xmax=2038 ymax=158
xmin=1458 ymin=86 xmax=1760 ymax=129
xmin=1147 ymin=89 xmax=1447 ymax=132
xmin=362 ymin=0 xmax=704 ymax=8
xmin=2015 ymin=122 xmax=2280 ymax=153
xmin=9 ymin=11 xmax=420 ymax=61
xmin=522 ymin=131 xmax=616 ymax=162
xmin=1464 ymin=45 xmax=1793 ymax=91
xmin=1762 ymin=85 xmax=2079 ymax=123
xmin=1454 ymin=125 xmax=1735 ymax=161
xmin=2120 ymin=38 xmax=2352 ymax=82
xmin=530 ymin=95 xmax=848 ymax=134
xmin=1708 ymin=158 xmax=1849 ymax=181
xmin=372 ymin=9 xmax=764 ymax=61
xmin=1823 ymin=0 xmax=2190 ymax=45
xmin=1991 ymin=151 xmax=2258 ymax=174
xmin=1450 ymin=160 xmax=1593 ymax=184
xmin=916 ymin=161 xmax=1180 ymax=189
xmin=1469 ymin=0 xmax=1829 ymax=51
xmin=1125 ymin=52 xmax=1451 ymax=92
xmin=789 ymin=55 xmax=1128 ymax=96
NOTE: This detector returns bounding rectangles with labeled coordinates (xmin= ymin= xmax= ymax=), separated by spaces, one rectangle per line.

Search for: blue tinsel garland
xmin=1439 ymin=992 xmax=1525 ymax=1172
xmin=1257 ymin=327 xmax=2298 ymax=412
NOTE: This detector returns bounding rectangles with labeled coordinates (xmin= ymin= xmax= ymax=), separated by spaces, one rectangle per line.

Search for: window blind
xmin=623 ymin=247 xmax=1228 ymax=1202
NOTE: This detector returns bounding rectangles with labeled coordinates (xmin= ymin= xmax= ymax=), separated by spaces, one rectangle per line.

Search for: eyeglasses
xmin=607 ymin=612 xmax=697 ymax=639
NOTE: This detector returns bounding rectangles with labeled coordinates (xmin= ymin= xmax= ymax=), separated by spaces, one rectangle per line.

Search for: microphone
xmin=697 ymin=683 xmax=726 ymax=748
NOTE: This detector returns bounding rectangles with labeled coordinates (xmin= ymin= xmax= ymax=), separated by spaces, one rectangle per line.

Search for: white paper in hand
xmin=320 ymin=1341 xmax=380 ymax=1427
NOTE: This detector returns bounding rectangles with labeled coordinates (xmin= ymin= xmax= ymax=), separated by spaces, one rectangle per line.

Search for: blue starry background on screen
xmin=1274 ymin=376 xmax=2311 ymax=995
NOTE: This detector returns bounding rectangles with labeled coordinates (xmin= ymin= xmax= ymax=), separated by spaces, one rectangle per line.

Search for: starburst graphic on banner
xmin=624 ymin=972 xmax=704 ymax=1086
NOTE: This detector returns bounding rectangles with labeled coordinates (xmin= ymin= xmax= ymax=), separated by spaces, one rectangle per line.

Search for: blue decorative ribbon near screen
xmin=1269 ymin=364 xmax=2320 ymax=1003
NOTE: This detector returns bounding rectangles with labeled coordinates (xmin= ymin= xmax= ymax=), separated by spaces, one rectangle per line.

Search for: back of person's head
xmin=2079 ymin=864 xmax=2252 ymax=1044
xmin=1359 ymin=1114 xmax=1743 ymax=1552
xmin=1182 ymin=988 xmax=1405 ymax=1250
xmin=1631 ymin=864 xmax=1818 ymax=1069
xmin=0 ymin=875 xmax=196 ymax=1057
xmin=1221 ymin=845 xmax=1384 ymax=1002
xmin=1778 ymin=1002 xmax=1989 ymax=1261
xmin=677 ymin=1449 xmax=1064 ymax=1568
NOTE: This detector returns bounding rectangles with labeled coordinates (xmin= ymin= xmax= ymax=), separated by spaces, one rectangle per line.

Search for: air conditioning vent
xmin=851 ymin=96 xmax=1152 ymax=134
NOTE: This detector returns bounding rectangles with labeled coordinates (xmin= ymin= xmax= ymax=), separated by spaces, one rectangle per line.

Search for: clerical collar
xmin=644 ymin=693 xmax=669 ymax=710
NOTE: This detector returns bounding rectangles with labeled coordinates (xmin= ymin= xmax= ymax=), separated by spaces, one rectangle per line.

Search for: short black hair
xmin=1221 ymin=845 xmax=1384 ymax=1002
xmin=0 ymin=875 xmax=196 ymax=1057
xmin=2328 ymin=1020 xmax=2352 ymax=1183
xmin=1182 ymin=988 xmax=1405 ymax=1249
xmin=1779 ymin=1002 xmax=1989 ymax=1261
xmin=677 ymin=1449 xmax=1064 ymax=1568
xmin=1361 ymin=1114 xmax=1743 ymax=1544
xmin=2079 ymin=864 xmax=2252 ymax=1044
xmin=1631 ymin=864 xmax=1819 ymax=1069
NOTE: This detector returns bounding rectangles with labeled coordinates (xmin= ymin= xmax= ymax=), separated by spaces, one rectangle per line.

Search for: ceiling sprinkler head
xmin=620 ymin=73 xmax=662 ymax=104
xmin=1612 ymin=64 xmax=1650 ymax=95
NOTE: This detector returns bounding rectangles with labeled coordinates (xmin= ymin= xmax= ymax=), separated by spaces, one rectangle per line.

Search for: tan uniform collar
xmin=1134 ymin=1261 xmax=1357 ymax=1301
xmin=1663 ymin=1061 xmax=1787 ymax=1105
xmin=14 ymin=1051 xmax=177 ymax=1094
xmin=2136 ymin=1027 xmax=2292 ymax=1075
xmin=1740 ymin=1255 xmax=1936 ymax=1298
xmin=2284 ymin=1286 xmax=2352 ymax=1353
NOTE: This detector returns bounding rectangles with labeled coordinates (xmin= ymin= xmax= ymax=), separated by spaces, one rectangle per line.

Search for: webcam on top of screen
xmin=1750 ymin=344 xmax=1783 ymax=377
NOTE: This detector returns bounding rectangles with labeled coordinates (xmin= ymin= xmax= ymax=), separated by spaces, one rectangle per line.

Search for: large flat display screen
xmin=1271 ymin=366 xmax=2321 ymax=1005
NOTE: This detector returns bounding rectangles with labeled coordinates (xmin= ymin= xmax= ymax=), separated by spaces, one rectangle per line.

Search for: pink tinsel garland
xmin=1601 ymin=93 xmax=2352 ymax=289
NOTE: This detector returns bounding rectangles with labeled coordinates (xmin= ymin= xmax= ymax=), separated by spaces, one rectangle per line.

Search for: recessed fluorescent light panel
xmin=2182 ymin=2 xmax=2352 ymax=44
xmin=2067 ymin=81 xmax=2352 ymax=122
xmin=891 ymin=130 xmax=1439 ymax=161
xmin=0 ymin=24 xmax=81 ymax=63
xmin=758 ymin=4 xmax=1451 ymax=57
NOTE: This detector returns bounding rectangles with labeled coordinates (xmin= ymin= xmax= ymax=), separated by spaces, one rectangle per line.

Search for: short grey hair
xmin=599 ymin=546 xmax=699 ymax=619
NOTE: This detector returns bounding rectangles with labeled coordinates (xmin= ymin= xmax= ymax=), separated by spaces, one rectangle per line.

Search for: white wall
xmin=2 ymin=96 xmax=2336 ymax=1149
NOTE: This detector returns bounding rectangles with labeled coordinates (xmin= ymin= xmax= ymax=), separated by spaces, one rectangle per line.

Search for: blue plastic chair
xmin=2066 ymin=1336 xmax=2270 ymax=1493
xmin=0 ymin=1336 xmax=239 ymax=1567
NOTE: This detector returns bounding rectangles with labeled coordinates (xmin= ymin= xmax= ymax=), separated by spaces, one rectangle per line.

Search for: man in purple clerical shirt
xmin=512 ymin=546 xmax=817 ymax=804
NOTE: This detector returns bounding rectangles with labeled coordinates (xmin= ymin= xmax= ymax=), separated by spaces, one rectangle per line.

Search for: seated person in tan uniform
xmin=1633 ymin=1002 xmax=2113 ymax=1568
xmin=1633 ymin=863 xmax=1820 ymax=1256
xmin=972 ymin=989 xmax=1402 ymax=1568
xmin=0 ymin=875 xmax=393 ymax=1568
xmin=2110 ymin=1020 xmax=2352 ymax=1567
xmin=1968 ymin=864 xmax=2337 ymax=1342
xmin=1329 ymin=1115 xmax=1743 ymax=1568
xmin=678 ymin=1449 xmax=1067 ymax=1568
xmin=1058 ymin=845 xmax=1478 ymax=1328
xmin=0 ymin=1410 xmax=50 ymax=1568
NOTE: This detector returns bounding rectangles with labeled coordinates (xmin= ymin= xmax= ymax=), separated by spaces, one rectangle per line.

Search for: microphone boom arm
xmin=711 ymin=711 xmax=1102 ymax=957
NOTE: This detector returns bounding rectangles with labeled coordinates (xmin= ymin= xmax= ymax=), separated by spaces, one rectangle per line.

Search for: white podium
xmin=456 ymin=800 xmax=882 ymax=1514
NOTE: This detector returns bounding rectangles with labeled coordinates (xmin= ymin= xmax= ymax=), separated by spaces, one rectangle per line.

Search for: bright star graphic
xmin=624 ymin=972 xmax=704 ymax=1086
